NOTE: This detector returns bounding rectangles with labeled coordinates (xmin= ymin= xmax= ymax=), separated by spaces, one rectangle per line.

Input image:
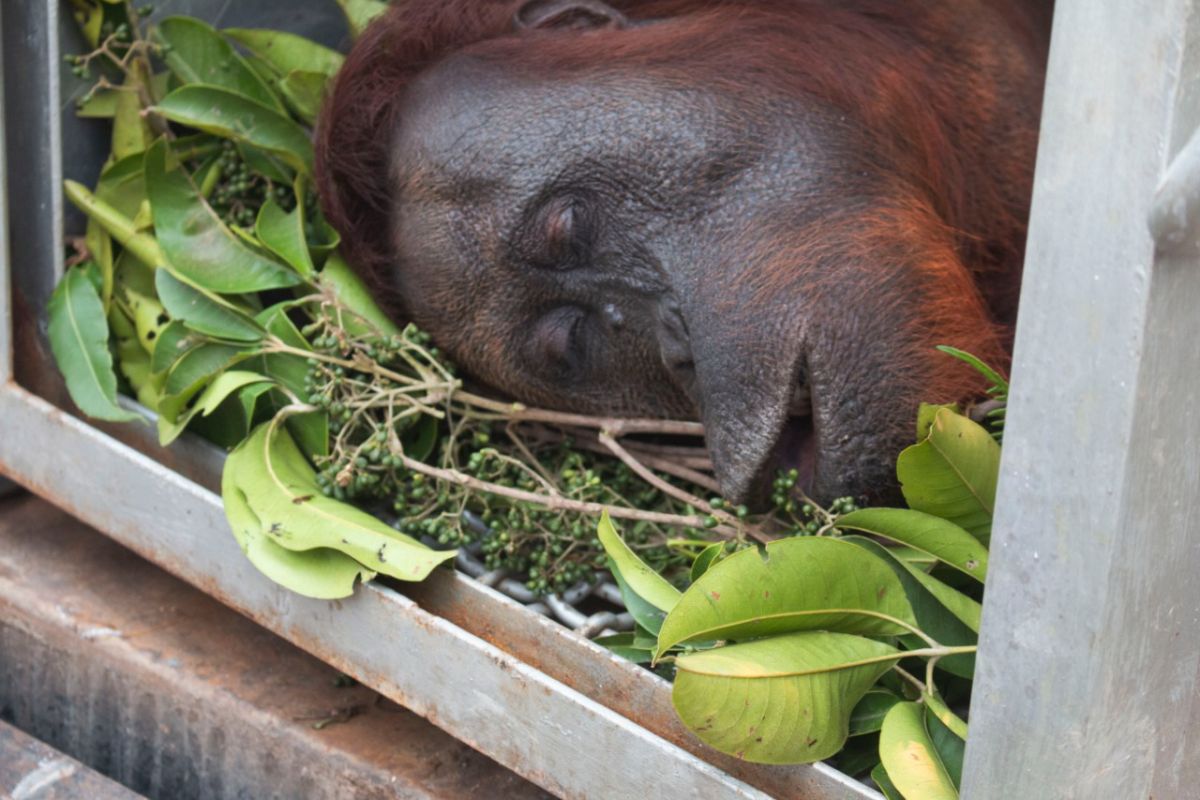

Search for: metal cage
xmin=2 ymin=1 xmax=1198 ymax=798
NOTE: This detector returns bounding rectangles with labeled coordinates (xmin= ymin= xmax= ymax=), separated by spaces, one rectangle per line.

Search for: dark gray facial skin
xmin=383 ymin=12 xmax=1023 ymax=508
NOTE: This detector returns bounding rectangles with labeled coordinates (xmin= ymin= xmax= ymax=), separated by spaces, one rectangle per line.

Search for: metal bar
xmin=0 ymin=720 xmax=145 ymax=800
xmin=0 ymin=494 xmax=548 ymax=800
xmin=962 ymin=2 xmax=1200 ymax=798
xmin=0 ymin=384 xmax=802 ymax=800
xmin=0 ymin=0 xmax=10 ymax=386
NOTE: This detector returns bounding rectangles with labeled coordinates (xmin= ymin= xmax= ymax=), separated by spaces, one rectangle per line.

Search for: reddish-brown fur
xmin=314 ymin=0 xmax=1048 ymax=500
xmin=316 ymin=0 xmax=1045 ymax=341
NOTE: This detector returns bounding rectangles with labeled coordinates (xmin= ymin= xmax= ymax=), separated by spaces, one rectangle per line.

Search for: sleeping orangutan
xmin=314 ymin=0 xmax=1050 ymax=507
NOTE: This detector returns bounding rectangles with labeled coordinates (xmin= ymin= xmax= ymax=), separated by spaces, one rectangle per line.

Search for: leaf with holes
xmin=656 ymin=536 xmax=916 ymax=658
xmin=222 ymin=466 xmax=376 ymax=599
xmin=672 ymin=631 xmax=902 ymax=764
xmin=226 ymin=421 xmax=456 ymax=582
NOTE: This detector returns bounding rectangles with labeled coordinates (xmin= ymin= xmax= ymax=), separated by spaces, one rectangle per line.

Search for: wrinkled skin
xmin=316 ymin=0 xmax=1050 ymax=507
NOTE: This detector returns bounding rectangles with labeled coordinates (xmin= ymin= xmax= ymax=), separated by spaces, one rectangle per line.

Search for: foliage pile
xmin=51 ymin=3 xmax=1008 ymax=796
xmin=598 ymin=396 xmax=1004 ymax=797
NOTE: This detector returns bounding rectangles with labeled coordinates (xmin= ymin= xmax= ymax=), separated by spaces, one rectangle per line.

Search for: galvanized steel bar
xmin=962 ymin=2 xmax=1200 ymax=798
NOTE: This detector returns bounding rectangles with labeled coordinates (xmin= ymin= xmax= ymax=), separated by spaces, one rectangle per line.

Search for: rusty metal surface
xmin=0 ymin=720 xmax=145 ymax=800
xmin=0 ymin=493 xmax=551 ymax=800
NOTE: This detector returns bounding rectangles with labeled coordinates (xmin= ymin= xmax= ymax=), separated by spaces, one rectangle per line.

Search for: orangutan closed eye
xmin=314 ymin=0 xmax=1050 ymax=508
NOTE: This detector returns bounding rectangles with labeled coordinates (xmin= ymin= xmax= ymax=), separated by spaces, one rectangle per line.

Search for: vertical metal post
xmin=962 ymin=2 xmax=1200 ymax=798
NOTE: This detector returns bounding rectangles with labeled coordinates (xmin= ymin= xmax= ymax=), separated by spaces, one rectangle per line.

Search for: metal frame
xmin=0 ymin=2 xmax=879 ymax=797
xmin=962 ymin=1 xmax=1200 ymax=797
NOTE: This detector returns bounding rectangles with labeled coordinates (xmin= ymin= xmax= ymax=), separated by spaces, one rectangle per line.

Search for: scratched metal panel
xmin=0 ymin=1 xmax=884 ymax=797
xmin=962 ymin=2 xmax=1200 ymax=799
xmin=0 ymin=720 xmax=145 ymax=800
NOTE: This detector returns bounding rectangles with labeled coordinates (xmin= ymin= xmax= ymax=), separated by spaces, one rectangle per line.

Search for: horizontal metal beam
xmin=0 ymin=720 xmax=144 ymax=800
xmin=0 ymin=384 xmax=862 ymax=800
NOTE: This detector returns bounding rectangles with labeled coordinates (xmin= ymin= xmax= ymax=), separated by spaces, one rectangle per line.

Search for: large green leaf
xmin=878 ymin=702 xmax=959 ymax=800
xmin=337 ymin=0 xmax=389 ymax=37
xmin=47 ymin=263 xmax=141 ymax=422
xmin=144 ymin=139 xmax=302 ymax=293
xmin=843 ymin=536 xmax=977 ymax=678
xmin=227 ymin=421 xmax=457 ymax=582
xmin=154 ymin=269 xmax=265 ymax=342
xmin=154 ymin=16 xmax=284 ymax=112
xmin=222 ymin=469 xmax=376 ymax=599
xmin=255 ymin=196 xmax=314 ymax=278
xmin=597 ymin=512 xmax=681 ymax=613
xmin=672 ymin=631 xmax=901 ymax=764
xmin=836 ymin=508 xmax=988 ymax=583
xmin=318 ymin=252 xmax=402 ymax=336
xmin=223 ymin=28 xmax=345 ymax=78
xmin=153 ymin=85 xmax=314 ymax=175
xmin=656 ymin=536 xmax=917 ymax=658
xmin=897 ymin=408 xmax=1000 ymax=545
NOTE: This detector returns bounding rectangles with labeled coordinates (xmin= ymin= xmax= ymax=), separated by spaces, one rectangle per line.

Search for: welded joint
xmin=1150 ymin=124 xmax=1200 ymax=256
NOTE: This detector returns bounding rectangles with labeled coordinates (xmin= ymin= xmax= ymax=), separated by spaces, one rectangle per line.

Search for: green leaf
xmin=594 ymin=632 xmax=654 ymax=664
xmin=144 ymin=139 xmax=302 ymax=293
xmin=222 ymin=471 xmax=375 ymax=599
xmin=47 ymin=263 xmax=141 ymax=422
xmin=227 ymin=421 xmax=457 ymax=582
xmin=878 ymin=702 xmax=959 ymax=800
xmin=656 ymin=536 xmax=916 ymax=658
xmin=255 ymin=196 xmax=314 ymax=277
xmin=672 ymin=631 xmax=901 ymax=764
xmin=109 ymin=305 xmax=161 ymax=411
xmin=317 ymin=252 xmax=402 ymax=336
xmin=277 ymin=70 xmax=328 ymax=126
xmin=159 ymin=341 xmax=246 ymax=410
xmin=64 ymin=180 xmax=164 ymax=271
xmin=337 ymin=0 xmax=389 ymax=37
xmin=917 ymin=402 xmax=957 ymax=441
xmin=597 ymin=512 xmax=681 ymax=614
xmin=610 ymin=567 xmax=668 ymax=637
xmin=935 ymin=345 xmax=1009 ymax=396
xmin=897 ymin=408 xmax=1000 ymax=545
xmin=849 ymin=689 xmax=903 ymax=737
xmin=154 ymin=269 xmax=265 ymax=342
xmin=247 ymin=305 xmax=329 ymax=459
xmin=835 ymin=508 xmax=988 ymax=583
xmin=153 ymin=85 xmax=314 ymax=175
xmin=843 ymin=536 xmax=977 ymax=678
xmin=111 ymin=67 xmax=154 ymax=159
xmin=158 ymin=370 xmax=271 ymax=446
xmin=925 ymin=704 xmax=966 ymax=789
xmin=150 ymin=320 xmax=200 ymax=374
xmin=872 ymin=764 xmax=904 ymax=800
xmin=154 ymin=16 xmax=284 ymax=112
xmin=222 ymin=28 xmax=345 ymax=78
xmin=689 ymin=542 xmax=726 ymax=583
